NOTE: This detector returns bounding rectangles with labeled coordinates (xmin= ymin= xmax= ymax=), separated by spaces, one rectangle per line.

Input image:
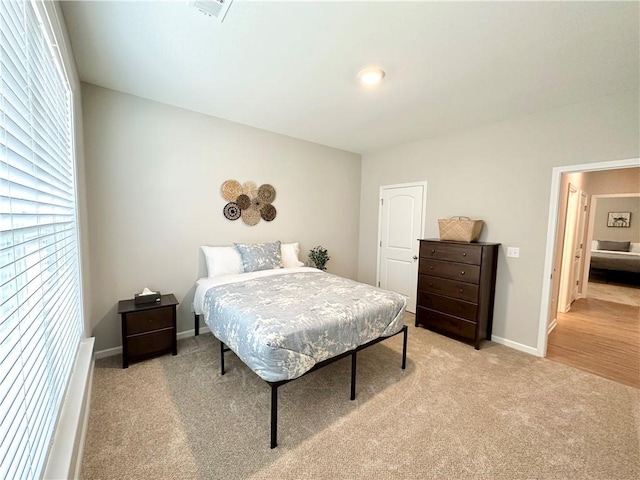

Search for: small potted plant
xmin=309 ymin=245 xmax=330 ymax=271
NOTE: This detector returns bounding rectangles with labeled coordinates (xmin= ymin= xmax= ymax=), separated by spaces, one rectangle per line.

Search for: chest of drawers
xmin=416 ymin=239 xmax=499 ymax=349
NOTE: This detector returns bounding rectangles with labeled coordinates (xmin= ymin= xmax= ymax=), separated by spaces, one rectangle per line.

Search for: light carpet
xmin=81 ymin=319 xmax=639 ymax=479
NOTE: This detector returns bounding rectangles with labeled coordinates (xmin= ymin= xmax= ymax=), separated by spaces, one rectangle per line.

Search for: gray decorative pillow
xmin=234 ymin=241 xmax=283 ymax=272
xmin=597 ymin=240 xmax=630 ymax=252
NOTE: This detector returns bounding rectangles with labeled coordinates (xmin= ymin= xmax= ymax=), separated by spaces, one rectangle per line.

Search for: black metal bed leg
xmin=220 ymin=340 xmax=225 ymax=376
xmin=350 ymin=351 xmax=357 ymax=401
xmin=194 ymin=313 xmax=199 ymax=336
xmin=401 ymin=325 xmax=408 ymax=370
xmin=270 ymin=384 xmax=278 ymax=449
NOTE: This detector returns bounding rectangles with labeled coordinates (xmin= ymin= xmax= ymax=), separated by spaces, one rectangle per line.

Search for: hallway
xmin=547 ymin=282 xmax=640 ymax=388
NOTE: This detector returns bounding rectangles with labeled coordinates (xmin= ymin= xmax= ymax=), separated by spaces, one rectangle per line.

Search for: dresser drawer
xmin=417 ymin=291 xmax=477 ymax=322
xmin=416 ymin=307 xmax=477 ymax=341
xmin=419 ymin=259 xmax=480 ymax=283
xmin=420 ymin=242 xmax=482 ymax=265
xmin=127 ymin=329 xmax=173 ymax=358
xmin=418 ymin=275 xmax=479 ymax=303
xmin=125 ymin=307 xmax=173 ymax=335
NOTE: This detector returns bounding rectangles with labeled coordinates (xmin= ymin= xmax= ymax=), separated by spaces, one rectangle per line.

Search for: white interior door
xmin=377 ymin=183 xmax=426 ymax=313
xmin=571 ymin=191 xmax=588 ymax=301
xmin=559 ymin=184 xmax=578 ymax=313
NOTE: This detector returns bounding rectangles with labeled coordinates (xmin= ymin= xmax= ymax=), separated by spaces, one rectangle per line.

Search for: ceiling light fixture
xmin=357 ymin=67 xmax=385 ymax=85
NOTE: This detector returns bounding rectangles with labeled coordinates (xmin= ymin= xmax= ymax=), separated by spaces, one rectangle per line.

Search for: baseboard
xmin=177 ymin=326 xmax=211 ymax=340
xmin=547 ymin=318 xmax=558 ymax=334
xmin=43 ymin=337 xmax=95 ymax=480
xmin=94 ymin=326 xmax=211 ymax=359
xmin=491 ymin=335 xmax=540 ymax=357
xmin=94 ymin=345 xmax=122 ymax=359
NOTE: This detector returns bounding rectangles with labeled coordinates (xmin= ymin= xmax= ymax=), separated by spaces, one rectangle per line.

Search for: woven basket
xmin=438 ymin=216 xmax=484 ymax=242
xmin=221 ymin=179 xmax=242 ymax=201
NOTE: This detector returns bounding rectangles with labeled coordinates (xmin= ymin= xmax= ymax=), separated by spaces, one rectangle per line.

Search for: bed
xmin=193 ymin=242 xmax=408 ymax=448
xmin=589 ymin=240 xmax=640 ymax=283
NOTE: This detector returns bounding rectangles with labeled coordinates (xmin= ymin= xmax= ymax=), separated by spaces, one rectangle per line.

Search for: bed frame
xmin=194 ymin=313 xmax=408 ymax=448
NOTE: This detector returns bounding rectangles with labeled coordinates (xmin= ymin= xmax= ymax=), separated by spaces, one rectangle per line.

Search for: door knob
xmin=413 ymin=255 xmax=418 ymax=260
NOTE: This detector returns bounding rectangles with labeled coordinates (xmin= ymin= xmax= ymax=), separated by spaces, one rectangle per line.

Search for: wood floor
xmin=547 ymin=283 xmax=640 ymax=388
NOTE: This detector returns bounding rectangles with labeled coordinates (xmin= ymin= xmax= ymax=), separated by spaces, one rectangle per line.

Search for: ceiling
xmin=61 ymin=1 xmax=639 ymax=154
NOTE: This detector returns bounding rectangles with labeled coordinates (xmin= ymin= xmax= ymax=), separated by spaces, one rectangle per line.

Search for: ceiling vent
xmin=190 ymin=0 xmax=233 ymax=22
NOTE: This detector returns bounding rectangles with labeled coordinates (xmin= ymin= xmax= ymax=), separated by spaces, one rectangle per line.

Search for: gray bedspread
xmin=590 ymin=251 xmax=640 ymax=273
xmin=202 ymin=271 xmax=406 ymax=382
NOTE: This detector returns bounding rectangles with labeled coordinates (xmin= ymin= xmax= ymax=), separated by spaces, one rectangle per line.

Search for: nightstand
xmin=117 ymin=293 xmax=179 ymax=368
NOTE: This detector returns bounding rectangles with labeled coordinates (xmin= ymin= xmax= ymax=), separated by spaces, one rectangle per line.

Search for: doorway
xmin=537 ymin=158 xmax=640 ymax=357
xmin=376 ymin=182 xmax=427 ymax=313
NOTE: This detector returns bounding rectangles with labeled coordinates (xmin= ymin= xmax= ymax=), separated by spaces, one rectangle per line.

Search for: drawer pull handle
xmin=462 ymin=252 xmax=467 ymax=257
xmin=431 ymin=249 xmax=435 ymax=254
xmin=461 ymin=271 xmax=465 ymax=275
xmin=459 ymin=289 xmax=463 ymax=293
xmin=429 ymin=266 xmax=434 ymax=270
xmin=429 ymin=282 xmax=433 ymax=287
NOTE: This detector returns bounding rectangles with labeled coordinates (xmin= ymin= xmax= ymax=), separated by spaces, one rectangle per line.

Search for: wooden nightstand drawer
xmin=419 ymin=258 xmax=480 ymax=283
xmin=126 ymin=307 xmax=173 ymax=335
xmin=420 ymin=241 xmax=482 ymax=265
xmin=416 ymin=307 xmax=477 ymax=341
xmin=417 ymin=291 xmax=477 ymax=322
xmin=118 ymin=293 xmax=179 ymax=368
xmin=418 ymin=275 xmax=479 ymax=303
xmin=127 ymin=329 xmax=173 ymax=358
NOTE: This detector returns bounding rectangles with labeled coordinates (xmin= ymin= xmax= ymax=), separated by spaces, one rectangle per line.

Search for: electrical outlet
xmin=507 ymin=247 xmax=520 ymax=258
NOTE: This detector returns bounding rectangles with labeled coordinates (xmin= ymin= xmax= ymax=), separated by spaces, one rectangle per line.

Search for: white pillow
xmin=281 ymin=242 xmax=304 ymax=268
xmin=201 ymin=246 xmax=243 ymax=278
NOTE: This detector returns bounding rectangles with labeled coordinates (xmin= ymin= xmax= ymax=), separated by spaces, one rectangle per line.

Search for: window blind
xmin=0 ymin=1 xmax=83 ymax=479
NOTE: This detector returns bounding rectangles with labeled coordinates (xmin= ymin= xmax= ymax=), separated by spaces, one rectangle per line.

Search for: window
xmin=1 ymin=1 xmax=83 ymax=479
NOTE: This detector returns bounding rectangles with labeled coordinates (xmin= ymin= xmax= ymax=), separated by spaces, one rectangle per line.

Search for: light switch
xmin=507 ymin=247 xmax=520 ymax=258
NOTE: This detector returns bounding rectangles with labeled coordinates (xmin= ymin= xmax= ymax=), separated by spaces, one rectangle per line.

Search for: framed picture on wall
xmin=607 ymin=212 xmax=631 ymax=227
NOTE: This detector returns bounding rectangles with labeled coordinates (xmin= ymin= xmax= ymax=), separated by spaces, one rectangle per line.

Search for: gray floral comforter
xmin=202 ymin=270 xmax=406 ymax=382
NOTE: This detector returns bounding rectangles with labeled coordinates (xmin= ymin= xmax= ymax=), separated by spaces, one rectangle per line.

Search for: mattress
xmin=199 ymin=268 xmax=406 ymax=382
xmin=590 ymin=250 xmax=640 ymax=273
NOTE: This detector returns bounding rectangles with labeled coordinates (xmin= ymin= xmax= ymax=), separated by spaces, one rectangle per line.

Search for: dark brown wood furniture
xmin=416 ymin=239 xmax=499 ymax=349
xmin=118 ymin=293 xmax=179 ymax=368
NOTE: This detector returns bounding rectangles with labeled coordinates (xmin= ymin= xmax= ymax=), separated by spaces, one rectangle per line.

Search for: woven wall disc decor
xmin=223 ymin=202 xmax=241 ymax=220
xmin=242 ymin=181 xmax=258 ymax=198
xmin=251 ymin=197 xmax=262 ymax=210
xmin=261 ymin=203 xmax=277 ymax=222
xmin=236 ymin=194 xmax=251 ymax=210
xmin=221 ymin=180 xmax=242 ymax=202
xmin=241 ymin=207 xmax=261 ymax=226
xmin=258 ymin=184 xmax=276 ymax=204
xmin=220 ymin=179 xmax=277 ymax=226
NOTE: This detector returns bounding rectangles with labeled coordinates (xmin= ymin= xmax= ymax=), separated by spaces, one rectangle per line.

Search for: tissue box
xmin=134 ymin=291 xmax=161 ymax=305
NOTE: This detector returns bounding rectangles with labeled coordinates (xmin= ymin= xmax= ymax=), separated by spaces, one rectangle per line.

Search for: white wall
xmin=358 ymin=90 xmax=639 ymax=351
xmin=82 ymin=84 xmax=361 ymax=351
